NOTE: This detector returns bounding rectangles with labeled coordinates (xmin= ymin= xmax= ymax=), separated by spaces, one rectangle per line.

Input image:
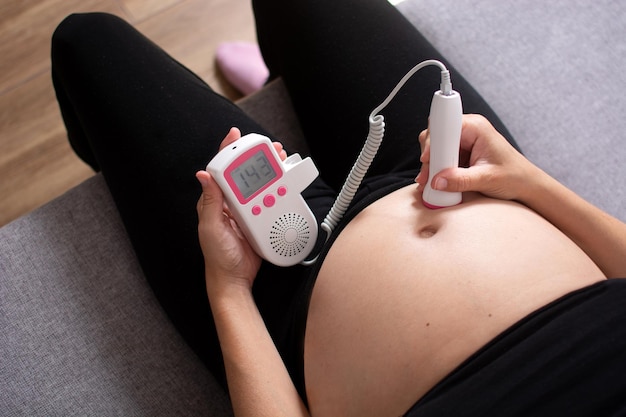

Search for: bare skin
xmin=305 ymin=188 xmax=605 ymax=417
xmin=195 ymin=116 xmax=626 ymax=417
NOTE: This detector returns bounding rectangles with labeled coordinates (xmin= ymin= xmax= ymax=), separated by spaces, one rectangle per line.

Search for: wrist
xmin=207 ymin=282 xmax=260 ymax=331
xmin=205 ymin=271 xmax=254 ymax=303
xmin=515 ymin=164 xmax=557 ymax=209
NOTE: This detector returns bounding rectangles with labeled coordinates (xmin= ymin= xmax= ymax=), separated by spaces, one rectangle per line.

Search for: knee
xmin=51 ymin=13 xmax=128 ymax=64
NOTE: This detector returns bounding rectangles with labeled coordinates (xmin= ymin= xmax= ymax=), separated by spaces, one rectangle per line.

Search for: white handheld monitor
xmin=206 ymin=133 xmax=319 ymax=266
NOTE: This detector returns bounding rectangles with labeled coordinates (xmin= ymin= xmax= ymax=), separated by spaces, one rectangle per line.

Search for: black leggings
xmin=51 ymin=0 xmax=516 ymax=393
xmin=406 ymin=279 xmax=626 ymax=416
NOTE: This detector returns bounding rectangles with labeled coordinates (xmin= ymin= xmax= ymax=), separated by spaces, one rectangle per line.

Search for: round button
xmin=263 ymin=194 xmax=276 ymax=208
xmin=277 ymin=186 xmax=287 ymax=196
xmin=251 ymin=205 xmax=262 ymax=216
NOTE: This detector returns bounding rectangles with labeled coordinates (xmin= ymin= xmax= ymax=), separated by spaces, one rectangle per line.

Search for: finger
xmin=420 ymin=138 xmax=431 ymax=163
xmin=196 ymin=170 xmax=225 ymax=222
xmin=418 ymin=128 xmax=431 ymax=163
xmin=459 ymin=114 xmax=491 ymax=152
xmin=272 ymin=141 xmax=288 ymax=161
xmin=431 ymin=165 xmax=489 ymax=193
xmin=415 ymin=162 xmax=429 ymax=191
xmin=218 ymin=127 xmax=242 ymax=151
xmin=418 ymin=128 xmax=428 ymax=145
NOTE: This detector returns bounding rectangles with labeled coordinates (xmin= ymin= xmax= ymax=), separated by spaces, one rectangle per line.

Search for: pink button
xmin=277 ymin=186 xmax=287 ymax=196
xmin=251 ymin=205 xmax=262 ymax=215
xmin=263 ymin=194 xmax=276 ymax=207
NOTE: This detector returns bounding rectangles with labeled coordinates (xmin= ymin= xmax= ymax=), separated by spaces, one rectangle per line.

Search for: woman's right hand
xmin=416 ymin=114 xmax=542 ymax=203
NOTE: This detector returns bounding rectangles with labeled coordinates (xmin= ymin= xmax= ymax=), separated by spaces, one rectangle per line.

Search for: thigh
xmin=253 ymin=0 xmax=518 ymax=190
xmin=408 ymin=279 xmax=626 ymax=416
xmin=51 ymin=12 xmax=332 ymax=387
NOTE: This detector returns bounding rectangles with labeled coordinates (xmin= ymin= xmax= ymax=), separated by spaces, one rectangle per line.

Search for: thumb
xmin=431 ymin=166 xmax=490 ymax=193
xmin=196 ymin=171 xmax=225 ymax=221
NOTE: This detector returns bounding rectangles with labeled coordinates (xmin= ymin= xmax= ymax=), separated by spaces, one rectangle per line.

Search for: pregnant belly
xmin=304 ymin=185 xmax=605 ymax=417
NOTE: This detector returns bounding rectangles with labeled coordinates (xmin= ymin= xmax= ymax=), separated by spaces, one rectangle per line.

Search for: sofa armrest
xmin=0 ymin=174 xmax=234 ymax=416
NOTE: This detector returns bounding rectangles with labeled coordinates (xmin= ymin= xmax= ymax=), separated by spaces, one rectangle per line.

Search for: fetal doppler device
xmin=207 ymin=59 xmax=462 ymax=266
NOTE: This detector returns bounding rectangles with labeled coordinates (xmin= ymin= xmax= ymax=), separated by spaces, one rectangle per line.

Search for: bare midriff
xmin=304 ymin=185 xmax=606 ymax=417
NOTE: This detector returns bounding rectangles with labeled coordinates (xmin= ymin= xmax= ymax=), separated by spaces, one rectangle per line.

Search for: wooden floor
xmin=0 ymin=0 xmax=256 ymax=226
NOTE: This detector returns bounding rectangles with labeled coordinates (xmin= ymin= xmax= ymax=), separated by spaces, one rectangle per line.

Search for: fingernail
xmin=434 ymin=178 xmax=448 ymax=190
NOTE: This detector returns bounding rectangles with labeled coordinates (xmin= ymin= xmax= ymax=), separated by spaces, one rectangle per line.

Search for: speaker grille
xmin=269 ymin=213 xmax=311 ymax=257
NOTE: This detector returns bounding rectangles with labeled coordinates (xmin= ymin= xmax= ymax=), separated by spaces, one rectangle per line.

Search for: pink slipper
xmin=216 ymin=42 xmax=269 ymax=95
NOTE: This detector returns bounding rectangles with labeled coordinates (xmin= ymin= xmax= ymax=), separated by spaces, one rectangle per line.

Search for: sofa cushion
xmin=0 ymin=174 xmax=233 ymax=416
xmin=398 ymin=0 xmax=626 ymax=221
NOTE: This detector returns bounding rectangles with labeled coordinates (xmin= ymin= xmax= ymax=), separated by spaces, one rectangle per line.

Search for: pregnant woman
xmin=51 ymin=0 xmax=626 ymax=415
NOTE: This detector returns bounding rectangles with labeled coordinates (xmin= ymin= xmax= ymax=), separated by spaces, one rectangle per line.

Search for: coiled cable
xmin=301 ymin=59 xmax=451 ymax=265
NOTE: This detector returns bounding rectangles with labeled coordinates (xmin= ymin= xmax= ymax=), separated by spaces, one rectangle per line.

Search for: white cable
xmin=300 ymin=59 xmax=450 ymax=266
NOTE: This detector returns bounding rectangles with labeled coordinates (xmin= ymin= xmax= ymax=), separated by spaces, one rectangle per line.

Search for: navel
xmin=418 ymin=225 xmax=439 ymax=238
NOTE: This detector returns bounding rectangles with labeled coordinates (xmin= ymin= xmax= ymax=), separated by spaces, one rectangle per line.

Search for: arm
xmin=519 ymin=166 xmax=626 ymax=278
xmin=195 ymin=128 xmax=310 ymax=417
xmin=206 ymin=281 xmax=310 ymax=417
xmin=416 ymin=114 xmax=626 ymax=278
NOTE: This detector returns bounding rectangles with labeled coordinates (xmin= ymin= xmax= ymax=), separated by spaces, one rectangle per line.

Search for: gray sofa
xmin=2 ymin=1 xmax=625 ymax=415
